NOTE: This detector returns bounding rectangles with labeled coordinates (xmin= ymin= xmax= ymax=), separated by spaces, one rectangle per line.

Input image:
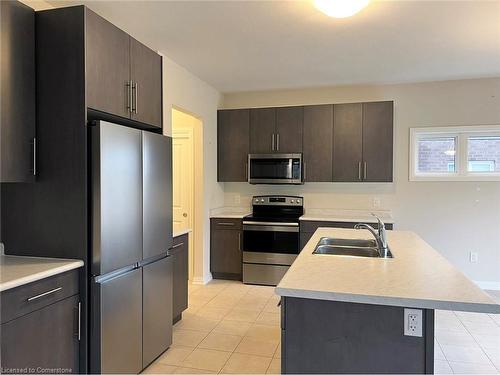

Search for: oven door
xmin=242 ymin=221 xmax=299 ymax=265
xmin=248 ymin=154 xmax=302 ymax=184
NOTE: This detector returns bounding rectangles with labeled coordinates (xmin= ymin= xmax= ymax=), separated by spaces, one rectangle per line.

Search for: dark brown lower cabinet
xmin=1 ymin=296 xmax=80 ymax=373
xmin=172 ymin=233 xmax=189 ymax=323
xmin=210 ymin=219 xmax=242 ymax=280
xmin=281 ymin=297 xmax=434 ymax=374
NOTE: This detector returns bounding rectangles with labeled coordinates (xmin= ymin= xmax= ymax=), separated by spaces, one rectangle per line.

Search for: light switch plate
xmin=404 ymin=308 xmax=423 ymax=337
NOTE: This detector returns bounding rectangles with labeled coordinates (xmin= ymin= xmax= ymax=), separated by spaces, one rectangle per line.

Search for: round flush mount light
xmin=313 ymin=0 xmax=370 ymax=18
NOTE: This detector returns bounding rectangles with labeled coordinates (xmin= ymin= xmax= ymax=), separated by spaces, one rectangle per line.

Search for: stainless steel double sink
xmin=312 ymin=237 xmax=393 ymax=258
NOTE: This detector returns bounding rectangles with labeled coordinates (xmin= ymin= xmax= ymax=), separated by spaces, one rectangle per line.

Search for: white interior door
xmin=172 ymin=128 xmax=193 ymax=232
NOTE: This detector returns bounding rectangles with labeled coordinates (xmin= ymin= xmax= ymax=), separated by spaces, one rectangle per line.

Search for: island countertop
xmin=275 ymin=228 xmax=500 ymax=314
xmin=0 ymin=255 xmax=84 ymax=292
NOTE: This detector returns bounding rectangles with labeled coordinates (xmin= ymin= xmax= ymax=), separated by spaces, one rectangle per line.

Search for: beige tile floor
xmin=143 ymin=281 xmax=500 ymax=374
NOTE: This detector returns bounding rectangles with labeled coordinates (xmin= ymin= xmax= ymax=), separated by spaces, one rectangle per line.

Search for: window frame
xmin=409 ymin=125 xmax=500 ymax=181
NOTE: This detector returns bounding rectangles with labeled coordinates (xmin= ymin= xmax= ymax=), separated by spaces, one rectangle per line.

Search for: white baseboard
xmin=192 ymin=273 xmax=213 ymax=285
xmin=474 ymin=280 xmax=500 ymax=291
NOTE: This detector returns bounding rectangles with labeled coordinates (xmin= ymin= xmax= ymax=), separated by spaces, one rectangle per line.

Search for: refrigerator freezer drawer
xmin=143 ymin=256 xmax=173 ymax=367
xmin=91 ymin=267 xmax=142 ymax=374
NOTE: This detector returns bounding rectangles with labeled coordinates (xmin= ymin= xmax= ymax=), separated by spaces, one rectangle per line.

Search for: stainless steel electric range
xmin=242 ymin=195 xmax=304 ymax=286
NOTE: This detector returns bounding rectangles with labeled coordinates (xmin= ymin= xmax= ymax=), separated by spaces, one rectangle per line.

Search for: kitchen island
xmin=275 ymin=228 xmax=500 ymax=374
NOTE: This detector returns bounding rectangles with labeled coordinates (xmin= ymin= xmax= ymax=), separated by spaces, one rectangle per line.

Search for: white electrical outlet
xmin=234 ymin=194 xmax=241 ymax=205
xmin=470 ymin=252 xmax=478 ymax=263
xmin=372 ymin=197 xmax=381 ymax=208
xmin=404 ymin=308 xmax=423 ymax=337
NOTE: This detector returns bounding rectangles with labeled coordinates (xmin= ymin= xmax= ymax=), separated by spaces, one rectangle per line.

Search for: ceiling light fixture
xmin=313 ymin=0 xmax=370 ymax=18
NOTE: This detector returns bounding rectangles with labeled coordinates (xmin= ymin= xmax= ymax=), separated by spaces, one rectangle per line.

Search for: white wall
xmin=162 ymin=55 xmax=224 ymax=283
xmin=221 ymin=78 xmax=500 ymax=288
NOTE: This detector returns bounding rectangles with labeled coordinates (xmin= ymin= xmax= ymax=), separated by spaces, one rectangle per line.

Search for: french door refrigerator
xmin=89 ymin=121 xmax=173 ymax=374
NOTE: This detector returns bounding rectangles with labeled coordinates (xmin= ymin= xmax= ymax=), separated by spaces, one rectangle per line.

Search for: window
xmin=410 ymin=125 xmax=500 ymax=181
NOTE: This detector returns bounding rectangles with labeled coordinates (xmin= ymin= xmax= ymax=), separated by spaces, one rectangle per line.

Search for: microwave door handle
xmin=288 ymin=158 xmax=293 ymax=179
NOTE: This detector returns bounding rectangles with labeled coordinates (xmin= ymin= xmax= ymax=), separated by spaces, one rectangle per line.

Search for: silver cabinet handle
xmin=277 ymin=133 xmax=280 ymax=151
xmin=217 ymin=222 xmax=235 ymax=226
xmin=131 ymin=81 xmax=138 ymax=114
xmin=272 ymin=134 xmax=275 ymax=151
xmin=32 ymin=137 xmax=37 ymax=176
xmin=245 ymin=162 xmax=248 ymax=181
xmin=126 ymin=81 xmax=132 ymax=113
xmin=364 ymin=161 xmax=367 ymax=180
xmin=303 ymin=161 xmax=306 ymax=182
xmin=77 ymin=302 xmax=81 ymax=341
xmin=171 ymin=242 xmax=184 ymax=249
xmin=27 ymin=287 xmax=62 ymax=302
xmin=238 ymin=232 xmax=241 ymax=251
xmin=358 ymin=162 xmax=362 ymax=181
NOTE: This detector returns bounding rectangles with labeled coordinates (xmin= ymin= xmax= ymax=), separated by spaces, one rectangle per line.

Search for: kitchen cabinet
xmin=85 ymin=8 xmax=163 ymax=128
xmin=210 ymin=218 xmax=243 ymax=280
xmin=143 ymin=256 xmax=173 ymax=368
xmin=218 ymin=109 xmax=250 ymax=182
xmin=276 ymin=106 xmax=303 ymax=153
xmin=0 ymin=270 xmax=80 ymax=373
xmin=303 ymin=105 xmax=334 ymax=182
xmin=333 ymin=101 xmax=393 ymax=182
xmin=86 ymin=8 xmax=131 ymax=119
xmin=130 ymin=38 xmax=163 ymax=128
xmin=250 ymin=108 xmax=276 ymax=153
xmin=0 ymin=0 xmax=35 ymax=182
xmin=362 ymin=101 xmax=394 ymax=182
xmin=300 ymin=220 xmax=393 ymax=250
xmin=249 ymin=107 xmax=303 ymax=154
xmin=172 ymin=233 xmax=189 ymax=323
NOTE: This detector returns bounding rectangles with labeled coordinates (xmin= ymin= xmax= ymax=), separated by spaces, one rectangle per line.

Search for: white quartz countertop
xmin=276 ymin=228 xmax=500 ymax=313
xmin=173 ymin=228 xmax=192 ymax=238
xmin=210 ymin=207 xmax=251 ymax=219
xmin=300 ymin=209 xmax=394 ymax=224
xmin=0 ymin=255 xmax=84 ymax=292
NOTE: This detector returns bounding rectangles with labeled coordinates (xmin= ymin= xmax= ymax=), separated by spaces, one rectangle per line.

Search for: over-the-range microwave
xmin=248 ymin=153 xmax=303 ymax=184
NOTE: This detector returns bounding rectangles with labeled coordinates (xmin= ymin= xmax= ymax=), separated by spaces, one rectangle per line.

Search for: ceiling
xmin=54 ymin=1 xmax=500 ymax=93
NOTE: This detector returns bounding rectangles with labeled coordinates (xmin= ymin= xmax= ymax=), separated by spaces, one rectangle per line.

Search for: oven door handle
xmin=243 ymin=223 xmax=299 ymax=233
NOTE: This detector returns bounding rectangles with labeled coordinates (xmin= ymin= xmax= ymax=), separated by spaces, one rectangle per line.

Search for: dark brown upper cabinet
xmin=130 ymin=38 xmax=163 ymax=128
xmin=362 ymin=101 xmax=393 ymax=182
xmin=250 ymin=108 xmax=276 ymax=153
xmin=250 ymin=107 xmax=303 ymax=153
xmin=333 ymin=103 xmax=363 ymax=182
xmin=333 ymin=101 xmax=393 ymax=182
xmin=218 ymin=109 xmax=250 ymax=182
xmin=85 ymin=9 xmax=162 ymax=128
xmin=276 ymin=106 xmax=303 ymax=153
xmin=303 ymin=105 xmax=333 ymax=182
xmin=0 ymin=0 xmax=35 ymax=182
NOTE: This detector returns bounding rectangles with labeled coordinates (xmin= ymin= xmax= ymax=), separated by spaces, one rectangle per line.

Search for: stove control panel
xmin=252 ymin=196 xmax=303 ymax=206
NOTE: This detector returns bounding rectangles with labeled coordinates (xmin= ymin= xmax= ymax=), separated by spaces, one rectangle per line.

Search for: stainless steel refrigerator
xmin=89 ymin=121 xmax=173 ymax=373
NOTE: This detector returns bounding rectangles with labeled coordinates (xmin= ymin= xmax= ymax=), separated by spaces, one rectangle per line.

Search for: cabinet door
xmin=130 ymin=38 xmax=163 ymax=128
xmin=250 ymin=108 xmax=276 ymax=153
xmin=303 ymin=105 xmax=333 ymax=182
xmin=276 ymin=106 xmax=303 ymax=153
xmin=0 ymin=0 xmax=35 ymax=182
xmin=362 ymin=101 xmax=393 ymax=182
xmin=210 ymin=228 xmax=242 ymax=277
xmin=86 ymin=9 xmax=130 ymax=119
xmin=333 ymin=103 xmax=363 ymax=182
xmin=218 ymin=109 xmax=250 ymax=182
xmin=172 ymin=234 xmax=189 ymax=321
xmin=143 ymin=132 xmax=173 ymax=259
xmin=143 ymin=257 xmax=173 ymax=368
xmin=1 ymin=295 xmax=79 ymax=373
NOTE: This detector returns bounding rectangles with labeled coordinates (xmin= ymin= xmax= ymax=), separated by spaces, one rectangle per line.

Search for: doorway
xmin=172 ymin=108 xmax=203 ymax=281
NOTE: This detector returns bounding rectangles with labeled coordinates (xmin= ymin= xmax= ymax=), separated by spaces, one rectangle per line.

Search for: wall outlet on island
xmin=469 ymin=251 xmax=478 ymax=263
xmin=404 ymin=308 xmax=423 ymax=337
xmin=372 ymin=197 xmax=381 ymax=208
